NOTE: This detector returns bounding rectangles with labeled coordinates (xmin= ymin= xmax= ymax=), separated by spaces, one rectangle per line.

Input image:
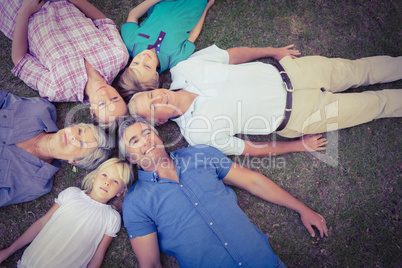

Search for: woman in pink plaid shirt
xmin=0 ymin=0 xmax=130 ymax=130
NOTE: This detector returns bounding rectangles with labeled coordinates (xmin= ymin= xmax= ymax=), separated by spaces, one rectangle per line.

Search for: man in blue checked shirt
xmin=119 ymin=116 xmax=328 ymax=268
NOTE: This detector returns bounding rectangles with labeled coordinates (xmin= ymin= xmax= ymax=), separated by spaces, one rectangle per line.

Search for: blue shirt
xmin=121 ymin=0 xmax=206 ymax=73
xmin=123 ymin=145 xmax=280 ymax=267
xmin=0 ymin=90 xmax=60 ymax=207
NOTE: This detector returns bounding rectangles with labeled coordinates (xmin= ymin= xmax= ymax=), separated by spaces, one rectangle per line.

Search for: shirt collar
xmin=137 ymin=152 xmax=179 ymax=183
xmin=133 ymin=31 xmax=170 ymax=74
xmin=137 ymin=169 xmax=159 ymax=183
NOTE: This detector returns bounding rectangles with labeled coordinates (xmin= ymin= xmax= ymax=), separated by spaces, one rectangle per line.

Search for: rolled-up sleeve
xmin=11 ymin=54 xmax=53 ymax=98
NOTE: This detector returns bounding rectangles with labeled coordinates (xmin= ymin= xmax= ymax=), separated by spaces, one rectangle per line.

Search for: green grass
xmin=0 ymin=0 xmax=401 ymax=267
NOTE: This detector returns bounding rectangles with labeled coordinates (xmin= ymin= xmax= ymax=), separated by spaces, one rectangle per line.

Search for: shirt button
xmin=2 ymin=115 xmax=6 ymax=118
xmin=239 ymin=263 xmax=242 ymax=266
xmin=2 ymin=141 xmax=5 ymax=144
xmin=157 ymin=44 xmax=160 ymax=47
xmin=195 ymin=202 xmax=198 ymax=206
xmin=209 ymin=222 xmax=213 ymax=226
xmin=224 ymin=242 xmax=228 ymax=246
xmin=157 ymin=51 xmax=159 ymax=54
xmin=159 ymin=38 xmax=162 ymax=40
xmin=180 ymin=185 xmax=183 ymax=187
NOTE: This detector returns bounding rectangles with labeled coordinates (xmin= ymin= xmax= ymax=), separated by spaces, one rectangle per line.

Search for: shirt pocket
xmin=187 ymin=168 xmax=221 ymax=192
xmin=0 ymin=109 xmax=13 ymax=128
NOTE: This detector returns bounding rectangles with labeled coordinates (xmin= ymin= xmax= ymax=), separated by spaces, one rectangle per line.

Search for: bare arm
xmin=222 ymin=163 xmax=328 ymax=238
xmin=67 ymin=0 xmax=106 ymax=20
xmin=12 ymin=0 xmax=46 ymax=65
xmin=188 ymin=0 xmax=215 ymax=43
xmin=130 ymin=232 xmax=162 ymax=268
xmin=241 ymin=134 xmax=327 ymax=157
xmin=87 ymin=235 xmax=114 ymax=268
xmin=227 ymin=44 xmax=301 ymax=64
xmin=126 ymin=0 xmax=162 ymax=24
xmin=0 ymin=203 xmax=60 ymax=263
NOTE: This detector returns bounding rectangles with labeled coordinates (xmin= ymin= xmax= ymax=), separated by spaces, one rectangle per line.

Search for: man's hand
xmin=298 ymin=134 xmax=327 ymax=152
xmin=299 ymin=208 xmax=328 ymax=238
xmin=228 ymin=44 xmax=300 ymax=65
xmin=272 ymin=44 xmax=301 ymax=61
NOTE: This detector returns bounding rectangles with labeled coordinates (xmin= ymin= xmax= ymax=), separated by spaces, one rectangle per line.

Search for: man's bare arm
xmin=227 ymin=44 xmax=301 ymax=64
xmin=130 ymin=232 xmax=162 ymax=268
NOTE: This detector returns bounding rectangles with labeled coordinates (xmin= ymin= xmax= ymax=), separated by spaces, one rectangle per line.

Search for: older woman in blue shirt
xmin=0 ymin=90 xmax=111 ymax=207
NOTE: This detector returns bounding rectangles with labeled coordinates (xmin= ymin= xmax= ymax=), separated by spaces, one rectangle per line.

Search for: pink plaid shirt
xmin=0 ymin=0 xmax=129 ymax=103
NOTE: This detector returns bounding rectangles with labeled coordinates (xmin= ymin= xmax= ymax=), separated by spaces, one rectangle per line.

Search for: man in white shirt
xmin=128 ymin=44 xmax=402 ymax=157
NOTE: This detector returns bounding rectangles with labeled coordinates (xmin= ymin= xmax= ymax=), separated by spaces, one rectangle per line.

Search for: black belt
xmin=273 ymin=60 xmax=293 ymax=131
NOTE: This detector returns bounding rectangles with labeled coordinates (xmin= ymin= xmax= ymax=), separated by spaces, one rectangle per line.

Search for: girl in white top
xmin=0 ymin=158 xmax=134 ymax=268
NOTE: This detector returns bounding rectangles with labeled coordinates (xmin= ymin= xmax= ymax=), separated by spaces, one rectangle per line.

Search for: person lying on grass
xmin=0 ymin=158 xmax=133 ymax=268
xmin=0 ymin=90 xmax=112 ymax=207
xmin=118 ymin=0 xmax=215 ymax=100
xmin=0 ymin=0 xmax=130 ymax=130
xmin=119 ymin=116 xmax=328 ymax=267
xmin=128 ymin=44 xmax=401 ymax=157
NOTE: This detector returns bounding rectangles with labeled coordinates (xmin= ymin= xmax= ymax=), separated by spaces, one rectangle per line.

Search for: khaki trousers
xmin=276 ymin=55 xmax=402 ymax=138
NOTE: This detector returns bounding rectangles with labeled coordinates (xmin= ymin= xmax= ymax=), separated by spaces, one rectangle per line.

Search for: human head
xmin=118 ymin=49 xmax=160 ymax=101
xmin=82 ymin=157 xmax=134 ymax=200
xmin=64 ymin=123 xmax=112 ymax=170
xmin=118 ymin=116 xmax=167 ymax=171
xmin=128 ymin=89 xmax=179 ymax=126
xmin=89 ymin=84 xmax=129 ymax=131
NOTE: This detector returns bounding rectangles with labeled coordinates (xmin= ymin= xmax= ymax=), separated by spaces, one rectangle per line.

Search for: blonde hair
xmin=81 ymin=158 xmax=134 ymax=199
xmin=117 ymin=67 xmax=159 ymax=102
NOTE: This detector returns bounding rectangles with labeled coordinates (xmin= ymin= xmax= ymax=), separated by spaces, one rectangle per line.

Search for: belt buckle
xmin=282 ymin=81 xmax=294 ymax=92
xmin=279 ymin=71 xmax=294 ymax=92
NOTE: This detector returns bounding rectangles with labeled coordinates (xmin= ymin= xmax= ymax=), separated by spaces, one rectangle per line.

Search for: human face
xmin=133 ymin=89 xmax=179 ymax=125
xmin=89 ymin=164 xmax=125 ymax=204
xmin=129 ymin=49 xmax=159 ymax=84
xmin=123 ymin=122 xmax=167 ymax=171
xmin=89 ymin=85 xmax=128 ymax=124
xmin=51 ymin=126 xmax=97 ymax=164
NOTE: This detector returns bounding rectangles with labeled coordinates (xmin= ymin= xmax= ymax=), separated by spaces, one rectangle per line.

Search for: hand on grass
xmin=272 ymin=44 xmax=301 ymax=61
xmin=299 ymin=134 xmax=327 ymax=152
xmin=300 ymin=209 xmax=328 ymax=238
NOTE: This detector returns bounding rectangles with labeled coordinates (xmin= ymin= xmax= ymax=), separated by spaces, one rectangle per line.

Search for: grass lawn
xmin=0 ymin=0 xmax=401 ymax=267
